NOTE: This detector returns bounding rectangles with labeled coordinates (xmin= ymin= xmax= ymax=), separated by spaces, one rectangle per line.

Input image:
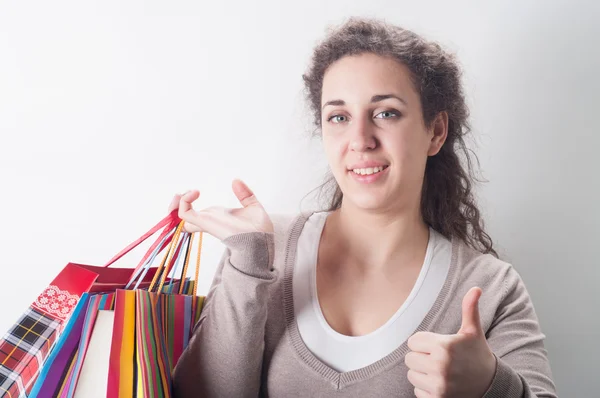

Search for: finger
xmin=178 ymin=190 xmax=200 ymax=227
xmin=168 ymin=194 xmax=183 ymax=212
xmin=404 ymin=351 xmax=434 ymax=374
xmin=458 ymin=286 xmax=483 ymax=336
xmin=232 ymin=179 xmax=259 ymax=208
xmin=407 ymin=331 xmax=445 ymax=354
xmin=178 ymin=191 xmax=203 ymax=232
xmin=407 ymin=369 xmax=431 ymax=392
xmin=179 ymin=190 xmax=200 ymax=214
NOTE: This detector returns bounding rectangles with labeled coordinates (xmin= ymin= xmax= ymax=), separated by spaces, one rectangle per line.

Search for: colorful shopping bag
xmin=28 ymin=218 xmax=201 ymax=397
xmin=70 ymin=231 xmax=193 ymax=398
xmin=0 ymin=264 xmax=98 ymax=397
xmin=108 ymin=221 xmax=205 ymax=398
xmin=27 ymin=293 xmax=114 ymax=398
xmin=1 ymin=209 xmax=182 ymax=398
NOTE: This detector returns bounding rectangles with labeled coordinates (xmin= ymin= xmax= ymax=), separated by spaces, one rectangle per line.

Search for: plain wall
xmin=1 ymin=1 xmax=597 ymax=395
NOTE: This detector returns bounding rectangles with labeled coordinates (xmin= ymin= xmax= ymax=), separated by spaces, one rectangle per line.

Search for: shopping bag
xmin=108 ymin=221 xmax=205 ymax=398
xmin=69 ymin=225 xmax=190 ymax=398
xmin=1 ymin=209 xmax=181 ymax=398
xmin=27 ymin=293 xmax=92 ymax=397
xmin=36 ymin=218 xmax=202 ymax=397
xmin=73 ymin=232 xmax=192 ymax=398
xmin=0 ymin=264 xmax=98 ymax=397
xmin=27 ymin=293 xmax=115 ymax=398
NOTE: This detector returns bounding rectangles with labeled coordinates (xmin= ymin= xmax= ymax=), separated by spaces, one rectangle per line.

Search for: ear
xmin=427 ymin=111 xmax=449 ymax=157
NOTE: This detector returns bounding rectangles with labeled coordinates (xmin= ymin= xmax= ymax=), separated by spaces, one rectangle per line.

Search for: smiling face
xmin=320 ymin=52 xmax=447 ymax=213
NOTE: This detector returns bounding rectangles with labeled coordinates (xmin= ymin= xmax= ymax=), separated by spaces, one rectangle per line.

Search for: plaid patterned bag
xmin=0 ymin=264 xmax=98 ymax=397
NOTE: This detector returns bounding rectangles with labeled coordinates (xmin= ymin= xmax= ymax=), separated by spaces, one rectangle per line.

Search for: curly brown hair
xmin=301 ymin=16 xmax=497 ymax=258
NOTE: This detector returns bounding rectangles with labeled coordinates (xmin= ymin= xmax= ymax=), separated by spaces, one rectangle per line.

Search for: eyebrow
xmin=322 ymin=94 xmax=407 ymax=111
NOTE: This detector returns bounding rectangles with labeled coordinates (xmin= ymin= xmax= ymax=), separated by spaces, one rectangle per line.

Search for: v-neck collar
xmin=281 ymin=210 xmax=461 ymax=389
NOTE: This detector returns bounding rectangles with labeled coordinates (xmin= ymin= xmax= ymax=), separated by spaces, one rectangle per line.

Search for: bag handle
xmin=169 ymin=230 xmax=203 ymax=296
xmin=127 ymin=218 xmax=178 ymax=276
xmin=124 ymin=222 xmax=188 ymax=288
xmin=176 ymin=232 xmax=203 ymax=296
xmin=150 ymin=220 xmax=186 ymax=292
xmin=103 ymin=209 xmax=180 ymax=268
xmin=191 ymin=232 xmax=203 ymax=296
xmin=165 ymin=232 xmax=192 ymax=294
xmin=125 ymin=229 xmax=176 ymax=290
xmin=127 ymin=223 xmax=190 ymax=290
xmin=150 ymin=220 xmax=204 ymax=296
xmin=148 ymin=222 xmax=186 ymax=291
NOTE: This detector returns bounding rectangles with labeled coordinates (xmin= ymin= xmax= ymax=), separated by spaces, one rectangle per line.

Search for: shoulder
xmin=423 ymin=237 xmax=536 ymax=335
xmin=454 ymin=239 xmax=525 ymax=299
xmin=451 ymin=238 xmax=534 ymax=324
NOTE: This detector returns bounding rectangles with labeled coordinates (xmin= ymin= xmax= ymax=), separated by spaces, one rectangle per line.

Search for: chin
xmin=345 ymin=195 xmax=387 ymax=211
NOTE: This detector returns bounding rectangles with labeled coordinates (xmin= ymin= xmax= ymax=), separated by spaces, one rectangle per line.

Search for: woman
xmin=172 ymin=17 xmax=557 ymax=397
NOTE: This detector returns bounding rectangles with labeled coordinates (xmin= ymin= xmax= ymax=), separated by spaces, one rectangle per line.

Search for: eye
xmin=327 ymin=114 xmax=348 ymax=124
xmin=375 ymin=110 xmax=400 ymax=119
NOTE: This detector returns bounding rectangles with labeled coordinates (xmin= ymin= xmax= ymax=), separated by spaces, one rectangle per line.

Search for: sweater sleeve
xmin=172 ymin=231 xmax=277 ymax=398
xmin=482 ymin=266 xmax=558 ymax=398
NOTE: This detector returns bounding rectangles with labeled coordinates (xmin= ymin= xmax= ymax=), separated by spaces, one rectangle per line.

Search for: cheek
xmin=395 ymin=126 xmax=430 ymax=161
xmin=387 ymin=136 xmax=418 ymax=165
xmin=322 ymin=135 xmax=344 ymax=162
xmin=386 ymin=135 xmax=430 ymax=183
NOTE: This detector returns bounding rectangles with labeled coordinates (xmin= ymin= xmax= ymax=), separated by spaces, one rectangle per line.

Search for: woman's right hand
xmin=167 ymin=179 xmax=274 ymax=242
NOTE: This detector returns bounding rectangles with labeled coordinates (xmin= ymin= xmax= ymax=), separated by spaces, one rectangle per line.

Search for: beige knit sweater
xmin=173 ymin=211 xmax=557 ymax=397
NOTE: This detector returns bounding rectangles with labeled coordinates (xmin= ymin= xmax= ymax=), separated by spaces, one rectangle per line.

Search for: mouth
xmin=348 ymin=165 xmax=389 ymax=176
xmin=347 ymin=165 xmax=389 ymax=184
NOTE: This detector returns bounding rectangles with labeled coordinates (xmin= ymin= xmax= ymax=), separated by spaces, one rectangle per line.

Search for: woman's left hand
xmin=405 ymin=287 xmax=497 ymax=398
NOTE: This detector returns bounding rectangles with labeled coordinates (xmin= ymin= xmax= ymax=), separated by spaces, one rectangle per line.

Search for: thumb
xmin=232 ymin=179 xmax=260 ymax=207
xmin=458 ymin=287 xmax=484 ymax=336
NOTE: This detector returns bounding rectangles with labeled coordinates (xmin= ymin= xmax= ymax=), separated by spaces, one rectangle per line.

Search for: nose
xmin=349 ymin=116 xmax=377 ymax=152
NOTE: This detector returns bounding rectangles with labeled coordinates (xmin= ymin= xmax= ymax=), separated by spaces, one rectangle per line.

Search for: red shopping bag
xmin=0 ymin=209 xmax=182 ymax=397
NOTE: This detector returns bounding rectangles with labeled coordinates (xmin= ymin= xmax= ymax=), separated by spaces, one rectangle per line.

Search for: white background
xmin=1 ymin=1 xmax=598 ymax=395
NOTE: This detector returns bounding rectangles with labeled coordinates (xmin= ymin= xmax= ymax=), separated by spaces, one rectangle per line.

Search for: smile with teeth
xmin=351 ymin=165 xmax=388 ymax=176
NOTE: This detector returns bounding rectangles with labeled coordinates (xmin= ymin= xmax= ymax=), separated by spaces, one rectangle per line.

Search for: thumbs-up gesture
xmin=405 ymin=287 xmax=497 ymax=397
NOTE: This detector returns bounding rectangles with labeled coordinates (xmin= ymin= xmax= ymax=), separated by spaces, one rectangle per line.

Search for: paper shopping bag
xmin=0 ymin=263 xmax=98 ymax=397
xmin=35 ymin=219 xmax=202 ymax=397
xmin=132 ymin=289 xmax=204 ymax=397
xmin=28 ymin=292 xmax=116 ymax=398
xmin=1 ymin=209 xmax=181 ymax=398
xmin=107 ymin=222 xmax=205 ymax=398
xmin=27 ymin=293 xmax=92 ymax=397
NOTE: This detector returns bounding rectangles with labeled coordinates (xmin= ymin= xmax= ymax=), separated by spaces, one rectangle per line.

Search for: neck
xmin=324 ymin=199 xmax=430 ymax=273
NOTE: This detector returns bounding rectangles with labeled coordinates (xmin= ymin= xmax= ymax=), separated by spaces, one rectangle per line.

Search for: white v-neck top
xmin=293 ymin=211 xmax=453 ymax=372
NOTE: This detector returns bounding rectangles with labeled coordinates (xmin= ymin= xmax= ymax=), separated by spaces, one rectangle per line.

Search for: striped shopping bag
xmin=108 ymin=221 xmax=205 ymax=397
